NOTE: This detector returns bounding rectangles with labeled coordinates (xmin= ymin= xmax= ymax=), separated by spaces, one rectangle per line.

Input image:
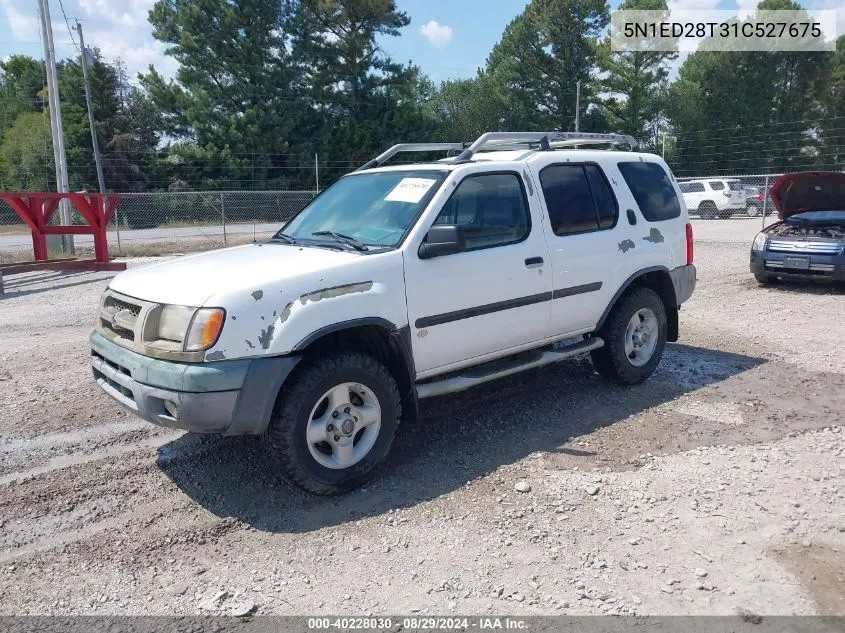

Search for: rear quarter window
xmin=617 ymin=162 xmax=682 ymax=222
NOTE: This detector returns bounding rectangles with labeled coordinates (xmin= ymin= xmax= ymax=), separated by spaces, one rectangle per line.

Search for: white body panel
xmin=681 ymin=178 xmax=744 ymax=213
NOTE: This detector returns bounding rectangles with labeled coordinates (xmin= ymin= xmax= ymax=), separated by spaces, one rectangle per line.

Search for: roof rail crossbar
xmin=357 ymin=143 xmax=465 ymax=171
xmin=451 ymin=131 xmax=637 ymax=163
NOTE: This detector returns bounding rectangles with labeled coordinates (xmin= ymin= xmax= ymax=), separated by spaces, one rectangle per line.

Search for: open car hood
xmin=769 ymin=171 xmax=845 ymax=220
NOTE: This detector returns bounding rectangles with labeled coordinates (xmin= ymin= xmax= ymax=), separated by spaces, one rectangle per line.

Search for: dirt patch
xmin=771 ymin=543 xmax=845 ymax=614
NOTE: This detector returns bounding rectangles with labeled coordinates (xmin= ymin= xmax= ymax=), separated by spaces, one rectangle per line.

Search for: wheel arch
xmin=292 ymin=318 xmax=418 ymax=424
xmin=596 ymin=267 xmax=679 ymax=342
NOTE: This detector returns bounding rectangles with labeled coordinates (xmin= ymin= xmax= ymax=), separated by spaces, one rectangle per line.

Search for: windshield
xmin=788 ymin=210 xmax=845 ymax=222
xmin=278 ymin=170 xmax=448 ymax=248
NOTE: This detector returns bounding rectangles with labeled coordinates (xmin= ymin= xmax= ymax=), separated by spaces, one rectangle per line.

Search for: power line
xmin=56 ymin=0 xmax=81 ymax=54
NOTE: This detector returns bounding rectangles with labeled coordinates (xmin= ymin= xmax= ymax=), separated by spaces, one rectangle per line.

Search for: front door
xmin=404 ymin=170 xmax=552 ymax=376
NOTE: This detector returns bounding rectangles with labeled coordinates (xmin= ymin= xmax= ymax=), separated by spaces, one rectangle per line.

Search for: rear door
xmin=403 ymin=168 xmax=553 ymax=376
xmin=529 ymin=159 xmax=622 ymax=334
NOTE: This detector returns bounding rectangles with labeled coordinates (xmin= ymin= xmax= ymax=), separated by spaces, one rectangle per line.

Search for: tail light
xmin=685 ymin=222 xmax=694 ymax=265
xmin=756 ymin=194 xmax=763 ymax=201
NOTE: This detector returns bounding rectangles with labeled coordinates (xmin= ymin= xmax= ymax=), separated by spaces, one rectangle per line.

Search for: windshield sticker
xmin=385 ymin=178 xmax=437 ymax=203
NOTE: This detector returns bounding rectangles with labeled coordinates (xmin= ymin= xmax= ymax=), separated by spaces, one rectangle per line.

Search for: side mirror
xmin=418 ymin=224 xmax=466 ymax=259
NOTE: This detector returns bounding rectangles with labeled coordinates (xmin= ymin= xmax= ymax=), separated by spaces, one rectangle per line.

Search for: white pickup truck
xmin=91 ymin=132 xmax=696 ymax=494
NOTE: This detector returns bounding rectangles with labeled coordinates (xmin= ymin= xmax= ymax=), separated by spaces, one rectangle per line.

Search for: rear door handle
xmin=524 ymin=256 xmax=544 ymax=267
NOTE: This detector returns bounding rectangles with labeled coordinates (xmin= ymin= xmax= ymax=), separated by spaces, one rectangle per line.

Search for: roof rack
xmin=451 ymin=131 xmax=637 ymax=163
xmin=356 ymin=132 xmax=638 ymax=171
xmin=356 ymin=143 xmax=465 ymax=171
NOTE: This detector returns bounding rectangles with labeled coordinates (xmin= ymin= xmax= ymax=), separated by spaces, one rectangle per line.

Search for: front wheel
xmin=591 ymin=287 xmax=667 ymax=385
xmin=265 ymin=352 xmax=401 ymax=495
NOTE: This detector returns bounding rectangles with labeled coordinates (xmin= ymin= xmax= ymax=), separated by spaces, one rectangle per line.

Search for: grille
xmin=100 ymin=291 xmax=144 ymax=345
xmin=767 ymin=240 xmax=843 ymax=255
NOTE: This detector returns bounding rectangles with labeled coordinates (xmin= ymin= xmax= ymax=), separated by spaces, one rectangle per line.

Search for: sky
xmin=0 ymin=0 xmax=842 ymax=85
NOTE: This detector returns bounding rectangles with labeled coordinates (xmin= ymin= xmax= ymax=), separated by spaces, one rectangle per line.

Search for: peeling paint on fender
xmin=278 ymin=301 xmax=294 ymax=324
xmin=206 ymin=351 xmax=227 ymax=361
xmin=251 ymin=290 xmax=264 ymax=301
xmin=643 ymin=228 xmax=664 ymax=243
xmin=258 ymin=324 xmax=275 ymax=350
xmin=299 ymin=281 xmax=374 ymax=306
xmin=618 ymin=239 xmax=636 ymax=253
xmin=244 ymin=340 xmax=254 ymax=349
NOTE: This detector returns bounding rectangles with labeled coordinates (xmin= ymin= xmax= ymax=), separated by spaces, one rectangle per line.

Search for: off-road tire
xmin=590 ymin=286 xmax=667 ymax=385
xmin=699 ymin=202 xmax=717 ymax=220
xmin=265 ymin=352 xmax=401 ymax=495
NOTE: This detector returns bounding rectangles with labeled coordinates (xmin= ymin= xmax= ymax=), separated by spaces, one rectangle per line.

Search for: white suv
xmin=91 ymin=132 xmax=696 ymax=495
xmin=679 ymin=178 xmax=745 ymax=219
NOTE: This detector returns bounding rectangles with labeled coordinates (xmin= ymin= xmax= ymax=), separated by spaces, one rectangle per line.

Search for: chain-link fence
xmin=0 ymin=173 xmax=793 ymax=260
xmin=676 ymin=174 xmax=782 ymax=226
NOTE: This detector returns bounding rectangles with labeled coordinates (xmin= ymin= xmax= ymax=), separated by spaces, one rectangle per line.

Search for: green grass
xmin=0 ymin=224 xmax=29 ymax=235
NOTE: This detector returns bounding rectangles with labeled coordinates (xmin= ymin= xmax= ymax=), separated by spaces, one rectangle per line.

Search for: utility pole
xmin=37 ymin=0 xmax=73 ymax=253
xmin=315 ymin=153 xmax=319 ymax=192
xmin=574 ymin=80 xmax=581 ymax=132
xmin=662 ymin=133 xmax=667 ymax=159
xmin=76 ymin=22 xmax=107 ymax=198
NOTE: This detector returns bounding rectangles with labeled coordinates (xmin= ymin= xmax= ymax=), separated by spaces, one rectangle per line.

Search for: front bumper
xmin=90 ymin=330 xmax=300 ymax=435
xmin=750 ymin=249 xmax=845 ymax=282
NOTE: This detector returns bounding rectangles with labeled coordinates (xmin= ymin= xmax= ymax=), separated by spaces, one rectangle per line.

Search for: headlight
xmin=185 ymin=308 xmax=226 ymax=351
xmin=158 ymin=305 xmax=195 ymax=342
xmin=155 ymin=305 xmax=225 ymax=352
xmin=751 ymin=232 xmax=767 ymax=252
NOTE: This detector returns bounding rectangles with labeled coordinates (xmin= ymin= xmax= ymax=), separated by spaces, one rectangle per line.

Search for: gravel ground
xmin=0 ymin=227 xmax=843 ymax=616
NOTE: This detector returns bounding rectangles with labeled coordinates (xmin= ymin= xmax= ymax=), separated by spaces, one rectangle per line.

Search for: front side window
xmin=680 ymin=182 xmax=705 ymax=193
xmin=279 ymin=169 xmax=447 ymax=248
xmin=540 ymin=164 xmax=618 ymax=235
xmin=617 ymin=161 xmax=682 ymax=222
xmin=433 ymin=173 xmax=530 ymax=250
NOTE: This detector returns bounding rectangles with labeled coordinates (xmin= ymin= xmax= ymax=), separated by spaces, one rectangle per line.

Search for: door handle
xmin=524 ymin=256 xmax=544 ymax=267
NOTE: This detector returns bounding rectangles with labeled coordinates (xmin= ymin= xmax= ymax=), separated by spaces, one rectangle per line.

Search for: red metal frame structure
xmin=0 ymin=192 xmax=126 ymax=272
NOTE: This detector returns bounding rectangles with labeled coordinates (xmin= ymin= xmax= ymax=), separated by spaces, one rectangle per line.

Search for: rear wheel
xmin=265 ymin=352 xmax=401 ymax=495
xmin=591 ymin=287 xmax=667 ymax=385
xmin=699 ymin=202 xmax=717 ymax=220
xmin=746 ymin=204 xmax=760 ymax=217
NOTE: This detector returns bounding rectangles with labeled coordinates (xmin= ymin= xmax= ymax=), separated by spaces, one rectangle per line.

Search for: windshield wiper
xmin=268 ymin=233 xmax=297 ymax=244
xmin=312 ymin=231 xmax=369 ymax=252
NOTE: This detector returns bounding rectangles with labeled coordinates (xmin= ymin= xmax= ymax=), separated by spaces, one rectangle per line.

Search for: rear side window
xmin=539 ymin=164 xmax=618 ymax=235
xmin=728 ymin=181 xmax=744 ymax=191
xmin=434 ymin=173 xmax=530 ymax=250
xmin=709 ymin=181 xmax=725 ymax=190
xmin=680 ymin=182 xmax=704 ymax=193
xmin=617 ymin=162 xmax=682 ymax=222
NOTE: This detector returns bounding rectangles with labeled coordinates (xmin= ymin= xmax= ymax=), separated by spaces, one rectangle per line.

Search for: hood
xmin=769 ymin=171 xmax=845 ymax=220
xmin=108 ymin=243 xmax=359 ymax=306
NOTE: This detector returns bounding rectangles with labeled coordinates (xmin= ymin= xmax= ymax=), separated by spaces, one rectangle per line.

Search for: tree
xmin=596 ymin=0 xmax=676 ymax=147
xmin=485 ymin=0 xmax=609 ymax=131
xmin=286 ymin=0 xmax=429 ymax=183
xmin=0 ymin=56 xmax=45 ymax=137
xmin=666 ymin=0 xmax=828 ymax=174
xmin=143 ymin=0 xmax=303 ymax=188
xmin=0 ymin=112 xmax=54 ymax=191
xmin=424 ymin=75 xmax=508 ymax=141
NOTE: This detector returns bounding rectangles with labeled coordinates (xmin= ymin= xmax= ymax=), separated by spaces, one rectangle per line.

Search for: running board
xmin=416 ymin=337 xmax=604 ymax=399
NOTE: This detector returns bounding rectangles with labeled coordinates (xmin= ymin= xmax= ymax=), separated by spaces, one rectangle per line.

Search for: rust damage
xmin=251 ymin=290 xmax=264 ymax=301
xmin=258 ymin=324 xmax=275 ymax=350
xmin=643 ymin=228 xmax=664 ymax=243
xmin=299 ymin=281 xmax=373 ymax=306
xmin=618 ymin=239 xmax=635 ymax=253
